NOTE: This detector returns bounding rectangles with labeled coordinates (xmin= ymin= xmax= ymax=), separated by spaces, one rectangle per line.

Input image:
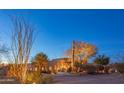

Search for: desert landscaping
xmin=0 ymin=10 xmax=124 ymax=84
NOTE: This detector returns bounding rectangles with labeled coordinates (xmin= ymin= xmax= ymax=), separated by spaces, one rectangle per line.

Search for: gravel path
xmin=53 ymin=73 xmax=124 ymax=84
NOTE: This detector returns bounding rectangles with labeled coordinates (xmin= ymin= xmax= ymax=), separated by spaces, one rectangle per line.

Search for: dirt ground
xmin=0 ymin=72 xmax=124 ymax=84
xmin=52 ymin=73 xmax=124 ymax=84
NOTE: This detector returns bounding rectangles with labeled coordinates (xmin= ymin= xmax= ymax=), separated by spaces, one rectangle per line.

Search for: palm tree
xmin=32 ymin=52 xmax=49 ymax=72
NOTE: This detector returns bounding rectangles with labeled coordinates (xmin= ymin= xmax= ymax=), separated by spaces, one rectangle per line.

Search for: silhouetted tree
xmin=94 ymin=55 xmax=109 ymax=65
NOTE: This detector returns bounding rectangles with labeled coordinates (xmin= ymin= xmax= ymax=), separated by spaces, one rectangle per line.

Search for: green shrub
xmin=116 ymin=62 xmax=124 ymax=73
xmin=25 ymin=71 xmax=42 ymax=84
xmin=41 ymin=76 xmax=53 ymax=84
xmin=14 ymin=70 xmax=53 ymax=84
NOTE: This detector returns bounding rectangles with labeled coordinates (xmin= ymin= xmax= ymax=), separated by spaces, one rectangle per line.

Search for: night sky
xmin=0 ymin=9 xmax=124 ymax=62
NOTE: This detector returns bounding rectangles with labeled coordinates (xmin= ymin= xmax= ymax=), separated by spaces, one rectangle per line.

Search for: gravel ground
xmin=52 ymin=73 xmax=124 ymax=84
xmin=0 ymin=77 xmax=20 ymax=84
xmin=0 ymin=73 xmax=124 ymax=84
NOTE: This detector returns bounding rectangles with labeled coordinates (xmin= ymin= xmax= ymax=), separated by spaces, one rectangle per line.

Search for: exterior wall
xmin=48 ymin=58 xmax=71 ymax=72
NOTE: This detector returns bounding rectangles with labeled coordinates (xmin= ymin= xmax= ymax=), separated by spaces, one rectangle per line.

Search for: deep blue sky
xmin=0 ymin=10 xmax=124 ymax=62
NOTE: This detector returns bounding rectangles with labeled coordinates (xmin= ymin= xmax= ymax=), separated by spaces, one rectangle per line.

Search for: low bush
xmin=6 ymin=64 xmax=24 ymax=81
xmin=25 ymin=71 xmax=42 ymax=84
xmin=85 ymin=65 xmax=96 ymax=74
xmin=67 ymin=67 xmax=72 ymax=72
xmin=41 ymin=76 xmax=53 ymax=84
xmin=116 ymin=62 xmax=124 ymax=73
xmin=96 ymin=65 xmax=104 ymax=74
xmin=7 ymin=64 xmax=53 ymax=84
xmin=26 ymin=71 xmax=53 ymax=84
xmin=74 ymin=63 xmax=97 ymax=74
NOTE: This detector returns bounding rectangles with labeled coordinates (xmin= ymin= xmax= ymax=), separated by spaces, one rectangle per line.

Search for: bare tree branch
xmin=10 ymin=16 xmax=36 ymax=83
